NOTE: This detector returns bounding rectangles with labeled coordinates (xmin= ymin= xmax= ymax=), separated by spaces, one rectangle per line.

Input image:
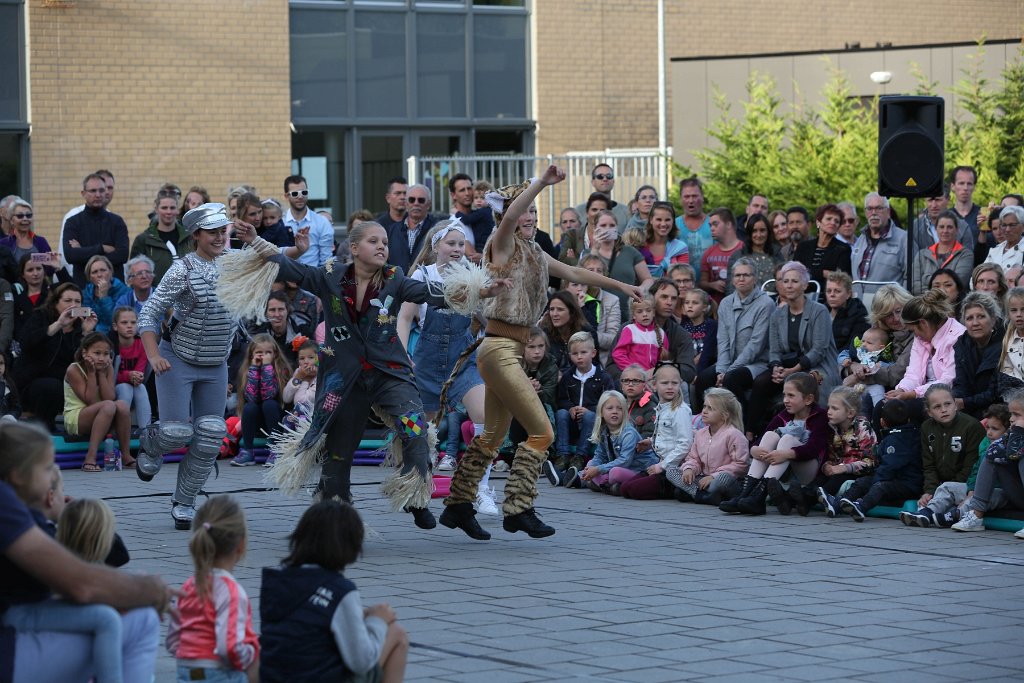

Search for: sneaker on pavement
xmin=231 ymin=449 xmax=256 ymax=467
xmin=564 ymin=467 xmax=581 ymax=489
xmin=492 ymin=459 xmax=509 ymax=473
xmin=817 ymin=487 xmax=838 ymax=518
xmin=437 ymin=454 xmax=457 ymax=471
xmin=171 ymin=502 xmax=196 ymax=531
xmin=262 ymin=452 xmax=277 ymax=468
xmin=952 ymin=509 xmax=985 ymax=532
xmin=1014 ymin=526 xmax=1024 ymax=539
xmin=839 ymin=497 xmax=865 ymax=522
xmin=932 ymin=509 xmax=960 ymax=528
xmin=542 ymin=460 xmax=561 ymax=487
xmin=475 ymin=486 xmax=500 ymax=516
xmin=899 ymin=508 xmax=931 ymax=528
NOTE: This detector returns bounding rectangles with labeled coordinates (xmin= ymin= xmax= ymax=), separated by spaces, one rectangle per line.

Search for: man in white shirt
xmin=282 ymin=174 xmax=334 ymax=267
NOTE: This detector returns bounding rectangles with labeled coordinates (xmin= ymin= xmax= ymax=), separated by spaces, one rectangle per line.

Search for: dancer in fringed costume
xmin=437 ymin=166 xmax=643 ymax=540
xmin=223 ymin=219 xmax=508 ymax=529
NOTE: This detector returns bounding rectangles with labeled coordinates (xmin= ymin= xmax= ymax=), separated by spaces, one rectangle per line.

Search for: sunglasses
xmin=287 ymin=189 xmax=309 ymax=198
xmin=407 ymin=196 xmax=428 ymax=205
xmin=593 ymin=173 xmax=614 ymax=181
xmin=12 ymin=213 xmax=32 ymax=219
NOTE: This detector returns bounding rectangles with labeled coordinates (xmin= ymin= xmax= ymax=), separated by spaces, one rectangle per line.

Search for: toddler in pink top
xmin=612 ymin=295 xmax=668 ymax=371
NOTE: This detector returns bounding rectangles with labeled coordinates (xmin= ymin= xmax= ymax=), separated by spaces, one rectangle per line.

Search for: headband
xmin=431 ymin=220 xmax=471 ymax=250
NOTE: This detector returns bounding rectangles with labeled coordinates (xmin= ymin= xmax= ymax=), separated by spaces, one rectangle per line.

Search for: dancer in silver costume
xmin=136 ymin=203 xmax=305 ymax=529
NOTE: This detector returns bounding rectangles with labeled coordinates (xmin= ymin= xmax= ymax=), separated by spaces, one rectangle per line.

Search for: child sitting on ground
xmin=111 ymin=306 xmax=151 ymax=429
xmin=508 ymin=327 xmax=558 ymax=470
xmin=819 ymin=398 xmax=922 ymax=521
xmin=916 ymin=382 xmax=984 ymax=515
xmin=167 ymin=495 xmax=259 ymax=682
xmin=260 ymin=500 xmax=409 ymax=683
xmin=902 ymin=403 xmax=1009 ymax=528
xmin=675 ymin=388 xmax=748 ymax=505
xmin=436 ymin=401 xmax=470 ymax=472
xmin=232 ymin=333 xmax=292 ymax=467
xmin=64 ymin=332 xmax=136 ymax=471
xmin=619 ymin=362 xmax=694 ymax=500
xmin=612 ymin=295 xmax=668 ymax=372
xmin=817 ymin=386 xmax=877 ymax=500
xmin=575 ymin=390 xmax=658 ymax=494
xmin=552 ymin=332 xmax=615 ymax=474
xmin=619 ymin=364 xmax=657 ymax=441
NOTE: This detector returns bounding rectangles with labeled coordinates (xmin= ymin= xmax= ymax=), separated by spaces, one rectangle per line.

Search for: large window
xmin=0 ymin=1 xmax=26 ymax=199
xmin=289 ymin=2 xmax=530 ymax=125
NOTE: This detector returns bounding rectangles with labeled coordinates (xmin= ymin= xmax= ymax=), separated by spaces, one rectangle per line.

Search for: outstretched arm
xmin=490 ymin=166 xmax=566 ymax=265
xmin=547 ymin=257 xmax=643 ymax=303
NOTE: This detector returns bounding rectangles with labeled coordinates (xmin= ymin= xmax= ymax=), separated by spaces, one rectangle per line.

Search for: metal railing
xmin=406 ymin=148 xmax=672 ymax=241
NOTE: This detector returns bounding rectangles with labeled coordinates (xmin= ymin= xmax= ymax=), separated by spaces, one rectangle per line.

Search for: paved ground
xmin=67 ymin=462 xmax=1024 ymax=683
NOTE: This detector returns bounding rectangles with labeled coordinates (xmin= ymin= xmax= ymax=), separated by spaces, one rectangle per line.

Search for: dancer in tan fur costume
xmin=438 ymin=166 xmax=643 ymax=539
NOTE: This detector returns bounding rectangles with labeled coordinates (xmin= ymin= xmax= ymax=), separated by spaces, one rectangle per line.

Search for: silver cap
xmin=183 ymin=203 xmax=231 ymax=232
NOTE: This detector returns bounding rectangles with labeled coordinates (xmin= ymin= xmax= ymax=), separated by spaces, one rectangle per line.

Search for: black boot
xmin=673 ymin=487 xmax=694 ymax=502
xmin=719 ymin=475 xmax=757 ymax=514
xmin=737 ymin=479 xmax=768 ymax=515
xmin=694 ymin=488 xmax=722 ymax=506
xmin=405 ymin=506 xmax=436 ymax=530
xmin=439 ymin=502 xmax=491 ymax=540
xmin=503 ymin=508 xmax=555 ymax=538
xmin=764 ymin=478 xmax=792 ymax=515
xmin=790 ymin=485 xmax=812 ymax=517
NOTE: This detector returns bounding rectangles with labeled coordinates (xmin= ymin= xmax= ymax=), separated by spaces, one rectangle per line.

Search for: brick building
xmin=4 ymin=0 xmax=1021 ymax=247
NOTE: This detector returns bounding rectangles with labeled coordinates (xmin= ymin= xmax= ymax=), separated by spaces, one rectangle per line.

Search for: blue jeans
xmin=7 ymin=605 xmax=159 ymax=683
xmin=443 ymin=406 xmax=469 ymax=456
xmin=116 ymin=382 xmax=152 ymax=427
xmin=555 ymin=408 xmax=596 ymax=458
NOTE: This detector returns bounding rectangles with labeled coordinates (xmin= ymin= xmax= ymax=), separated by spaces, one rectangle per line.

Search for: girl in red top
xmin=111 ymin=306 xmax=151 ymax=429
xmin=167 ymin=495 xmax=259 ymax=683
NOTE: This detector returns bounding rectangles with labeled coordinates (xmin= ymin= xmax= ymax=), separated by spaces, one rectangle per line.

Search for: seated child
xmin=611 ymin=295 xmax=668 ymax=372
xmin=817 ymin=386 xmax=877 ymax=498
xmin=681 ymin=288 xmax=718 ymax=375
xmin=620 ymin=364 xmax=657 ymax=441
xmin=576 ymin=390 xmax=658 ymax=493
xmin=953 ymin=389 xmax=1024 ymax=535
xmin=841 ymin=326 xmax=894 ymax=407
xmin=819 ymin=399 xmax=922 ymax=521
xmin=902 ymin=403 xmax=1009 ymax=528
xmin=232 ymin=334 xmax=291 ymax=467
xmin=553 ymin=332 xmax=615 ymax=472
xmin=916 ymin=383 xmax=984 ymax=514
xmin=260 ymin=500 xmax=409 ymax=683
xmin=111 ymin=306 xmax=151 ymax=428
xmin=620 ymin=362 xmax=693 ymax=500
xmin=675 ymin=388 xmax=748 ymax=505
xmin=436 ymin=401 xmax=469 ymax=471
xmin=578 ymin=255 xmax=622 ymax=367
xmin=167 ymin=496 xmax=259 ymax=682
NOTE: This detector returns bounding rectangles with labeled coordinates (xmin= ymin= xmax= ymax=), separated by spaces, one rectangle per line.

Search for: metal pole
xmin=657 ymin=0 xmax=666 ymax=154
xmin=906 ymin=197 xmax=915 ymax=292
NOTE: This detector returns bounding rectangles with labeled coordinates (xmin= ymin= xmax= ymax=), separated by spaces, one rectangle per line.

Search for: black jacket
xmin=455 ymin=206 xmax=496 ymax=252
xmin=63 ymin=207 xmax=129 ymax=287
xmin=954 ymin=321 xmax=1005 ymax=419
xmin=794 ymin=238 xmax=852 ymax=292
xmin=872 ymin=423 xmax=923 ymax=492
xmin=260 ymin=565 xmax=354 ymax=683
xmin=556 ymin=364 xmax=615 ymax=411
xmin=14 ymin=310 xmax=85 ymax=389
xmin=830 ymin=296 xmax=869 ymax=353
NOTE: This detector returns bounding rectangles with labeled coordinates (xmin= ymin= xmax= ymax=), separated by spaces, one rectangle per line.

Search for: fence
xmin=406 ymin=148 xmax=672 ymax=242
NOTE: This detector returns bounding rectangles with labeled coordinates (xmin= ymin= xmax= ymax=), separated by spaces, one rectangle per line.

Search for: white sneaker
xmin=492 ymin=459 xmax=509 ymax=472
xmin=1014 ymin=527 xmax=1024 ymax=539
xmin=475 ymin=486 xmax=500 ymax=516
xmin=952 ymin=509 xmax=985 ymax=532
xmin=437 ymin=454 xmax=456 ymax=471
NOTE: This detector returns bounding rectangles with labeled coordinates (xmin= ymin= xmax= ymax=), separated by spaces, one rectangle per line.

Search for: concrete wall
xmin=28 ymin=0 xmax=292 ymax=245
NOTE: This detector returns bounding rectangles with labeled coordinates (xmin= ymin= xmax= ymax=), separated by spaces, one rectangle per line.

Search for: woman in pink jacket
xmin=885 ymin=288 xmax=966 ymax=421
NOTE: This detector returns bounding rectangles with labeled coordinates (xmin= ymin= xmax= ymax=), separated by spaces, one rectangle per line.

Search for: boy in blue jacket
xmin=819 ymin=398 xmax=922 ymax=521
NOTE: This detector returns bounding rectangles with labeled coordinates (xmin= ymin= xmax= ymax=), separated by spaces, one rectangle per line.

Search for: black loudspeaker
xmin=878 ymin=95 xmax=944 ymax=198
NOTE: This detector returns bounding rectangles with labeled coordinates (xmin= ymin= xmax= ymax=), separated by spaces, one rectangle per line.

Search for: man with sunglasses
xmin=283 ymin=175 xmax=333 ymax=267
xmin=574 ymin=163 xmax=629 ymax=230
xmin=386 ymin=184 xmax=438 ymax=272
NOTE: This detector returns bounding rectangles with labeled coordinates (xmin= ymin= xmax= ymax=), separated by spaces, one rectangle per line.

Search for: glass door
xmin=358 ymin=133 xmax=408 ymax=217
